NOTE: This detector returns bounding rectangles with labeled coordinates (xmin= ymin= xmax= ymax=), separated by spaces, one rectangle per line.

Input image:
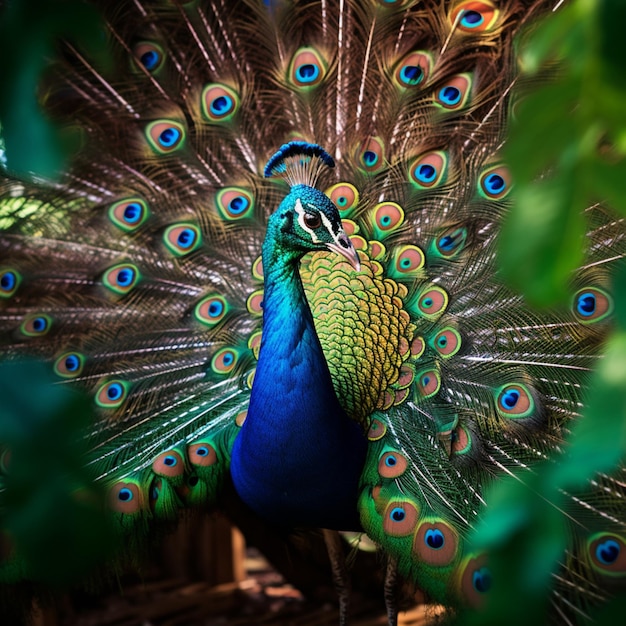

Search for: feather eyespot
xmin=96 ymin=380 xmax=130 ymax=408
xmin=163 ymin=223 xmax=202 ymax=256
xmin=416 ymin=369 xmax=441 ymax=398
xmin=188 ymin=442 xmax=218 ymax=467
xmin=411 ymin=336 xmax=426 ymax=359
xmin=252 ymin=256 xmax=264 ymax=281
xmin=133 ymin=42 xmax=165 ymax=73
xmin=573 ymin=287 xmax=612 ymax=324
xmin=216 ymin=187 xmax=255 ymax=220
xmin=0 ymin=268 xmax=20 ymax=298
xmin=434 ymin=74 xmax=472 ymax=110
xmin=414 ymin=521 xmax=459 ymax=566
xmin=394 ymin=51 xmax=433 ymax=88
xmin=103 ymin=263 xmax=140 ymax=295
xmin=248 ymin=331 xmax=262 ymax=359
xmin=588 ymin=534 xmax=626 ymax=576
xmin=289 ymin=47 xmax=326 ymax=89
xmin=326 ymin=183 xmax=359 ymax=215
xmin=109 ymin=198 xmax=149 ymax=231
xmin=201 ymin=84 xmax=240 ymax=123
xmin=211 ymin=348 xmax=238 ymax=374
xmin=451 ymin=424 xmax=472 ymax=455
xmin=373 ymin=202 xmax=404 ymax=234
xmin=109 ymin=483 xmax=142 ymax=514
xmin=247 ymin=289 xmax=264 ymax=316
xmin=383 ymin=501 xmax=419 ymax=536
xmin=153 ymin=451 xmax=185 ymax=478
xmin=393 ymin=245 xmax=425 ymax=277
xmin=409 ymin=151 xmax=447 ymax=188
xmin=479 ymin=165 xmax=511 ymax=199
xmin=358 ymin=137 xmax=385 ymax=173
xmin=54 ymin=352 xmax=85 ymax=378
xmin=145 ymin=120 xmax=185 ymax=154
xmin=435 ymin=226 xmax=467 ymax=258
xmin=432 ymin=327 xmax=461 ymax=358
xmin=194 ymin=295 xmax=229 ymax=326
xmin=20 ymin=314 xmax=51 ymax=337
xmin=450 ymin=1 xmax=499 ymax=32
xmin=459 ymin=554 xmax=491 ymax=607
xmin=496 ymin=383 xmax=534 ymax=418
xmin=378 ymin=451 xmax=408 ymax=478
xmin=414 ymin=286 xmax=448 ymax=320
xmin=367 ymin=418 xmax=387 ymax=441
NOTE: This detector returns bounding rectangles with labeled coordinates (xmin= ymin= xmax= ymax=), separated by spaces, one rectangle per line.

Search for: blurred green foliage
xmin=0 ymin=0 xmax=109 ymax=179
xmin=469 ymin=0 xmax=626 ymax=623
xmin=501 ymin=0 xmax=626 ymax=306
xmin=0 ymin=360 xmax=116 ymax=585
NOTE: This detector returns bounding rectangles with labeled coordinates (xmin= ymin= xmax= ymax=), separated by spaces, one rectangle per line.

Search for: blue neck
xmin=230 ymin=217 xmax=366 ymax=530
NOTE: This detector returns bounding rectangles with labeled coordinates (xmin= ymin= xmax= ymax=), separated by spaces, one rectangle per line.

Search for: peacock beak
xmin=326 ymin=233 xmax=361 ymax=272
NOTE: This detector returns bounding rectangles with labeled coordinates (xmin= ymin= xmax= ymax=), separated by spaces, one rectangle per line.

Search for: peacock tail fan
xmin=0 ymin=0 xmax=624 ymax=623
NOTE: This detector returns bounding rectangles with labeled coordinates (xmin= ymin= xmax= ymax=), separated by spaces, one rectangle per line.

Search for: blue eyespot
xmin=484 ymin=173 xmax=505 ymax=194
xmin=390 ymin=507 xmax=406 ymax=522
xmin=32 ymin=317 xmax=48 ymax=333
xmin=596 ymin=539 xmax=620 ymax=565
xmin=107 ymin=383 xmax=124 ymax=401
xmin=64 ymin=354 xmax=80 ymax=372
xmin=500 ymin=389 xmax=519 ymax=410
xmin=400 ymin=65 xmax=423 ymax=86
xmin=163 ymin=455 xmax=177 ymax=467
xmin=296 ymin=63 xmax=320 ymax=83
xmin=1 ymin=271 xmax=16 ymax=291
xmin=439 ymin=86 xmax=461 ymax=106
xmin=472 ymin=566 xmax=492 ymax=593
xmin=437 ymin=335 xmax=448 ymax=348
xmin=229 ymin=196 xmax=249 ymax=215
xmin=123 ymin=202 xmax=142 ymax=224
xmin=118 ymin=487 xmax=133 ymax=502
xmin=422 ymin=297 xmax=433 ymax=308
xmin=381 ymin=215 xmax=392 ymax=226
xmin=363 ymin=150 xmax=378 ymax=167
xmin=461 ymin=10 xmax=484 ymax=28
xmin=208 ymin=301 xmax=224 ymax=318
xmin=140 ymin=50 xmax=160 ymax=71
xmin=422 ymin=375 xmax=431 ymax=386
xmin=438 ymin=232 xmax=462 ymax=252
xmin=576 ymin=292 xmax=596 ymax=317
xmin=385 ymin=455 xmax=397 ymax=467
xmin=159 ymin=127 xmax=181 ymax=147
xmin=222 ymin=352 xmax=234 ymax=366
xmin=210 ymin=95 xmax=233 ymax=115
xmin=418 ymin=164 xmax=437 ymax=183
xmin=116 ymin=268 xmax=135 ymax=287
xmin=425 ymin=528 xmax=445 ymax=549
xmin=196 ymin=446 xmax=209 ymax=457
xmin=177 ymin=228 xmax=196 ymax=249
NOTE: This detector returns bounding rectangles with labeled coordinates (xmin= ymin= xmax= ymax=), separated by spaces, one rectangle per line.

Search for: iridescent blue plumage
xmin=232 ymin=156 xmax=366 ymax=530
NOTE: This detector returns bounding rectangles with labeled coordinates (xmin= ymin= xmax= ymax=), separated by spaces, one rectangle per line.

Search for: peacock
xmin=0 ymin=0 xmax=625 ymax=623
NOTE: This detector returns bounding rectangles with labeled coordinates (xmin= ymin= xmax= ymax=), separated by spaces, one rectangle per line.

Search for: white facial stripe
xmin=294 ymin=198 xmax=320 ymax=243
xmin=294 ymin=198 xmax=347 ymax=247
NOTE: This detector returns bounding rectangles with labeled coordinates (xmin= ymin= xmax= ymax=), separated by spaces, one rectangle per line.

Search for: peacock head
xmin=264 ymin=142 xmax=360 ymax=271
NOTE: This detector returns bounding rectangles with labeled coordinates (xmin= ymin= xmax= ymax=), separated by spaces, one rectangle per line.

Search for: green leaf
xmin=499 ymin=178 xmax=586 ymax=306
xmin=553 ymin=331 xmax=626 ymax=487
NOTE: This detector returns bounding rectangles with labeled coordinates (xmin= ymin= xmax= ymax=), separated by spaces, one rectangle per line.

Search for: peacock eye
xmin=304 ymin=213 xmax=322 ymax=229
